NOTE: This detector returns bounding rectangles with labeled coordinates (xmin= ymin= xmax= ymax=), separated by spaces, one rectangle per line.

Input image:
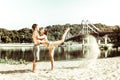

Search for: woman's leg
xmin=61 ymin=28 xmax=70 ymax=42
xmin=47 ymin=28 xmax=70 ymax=70
xmin=50 ymin=28 xmax=70 ymax=47
xmin=48 ymin=48 xmax=55 ymax=70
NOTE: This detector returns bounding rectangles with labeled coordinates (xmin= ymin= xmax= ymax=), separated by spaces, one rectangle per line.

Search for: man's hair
xmin=32 ymin=24 xmax=38 ymax=30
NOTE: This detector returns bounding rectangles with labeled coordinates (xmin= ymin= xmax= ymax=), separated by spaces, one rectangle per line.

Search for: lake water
xmin=0 ymin=44 xmax=83 ymax=61
xmin=0 ymin=44 xmax=119 ymax=62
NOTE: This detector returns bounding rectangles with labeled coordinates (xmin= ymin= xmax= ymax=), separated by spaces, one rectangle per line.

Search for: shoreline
xmin=0 ymin=43 xmax=34 ymax=47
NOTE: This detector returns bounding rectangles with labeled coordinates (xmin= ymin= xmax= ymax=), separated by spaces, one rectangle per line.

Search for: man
xmin=32 ymin=24 xmax=46 ymax=72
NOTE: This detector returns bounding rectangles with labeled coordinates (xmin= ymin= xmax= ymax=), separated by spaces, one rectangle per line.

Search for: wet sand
xmin=0 ymin=57 xmax=120 ymax=80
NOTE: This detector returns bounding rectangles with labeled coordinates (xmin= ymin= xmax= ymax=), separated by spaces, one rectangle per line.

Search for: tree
xmin=106 ymin=25 xmax=120 ymax=53
xmin=2 ymin=36 xmax=12 ymax=43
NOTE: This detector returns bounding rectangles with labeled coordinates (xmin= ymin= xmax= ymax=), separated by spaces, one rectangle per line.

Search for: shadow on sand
xmin=0 ymin=69 xmax=32 ymax=74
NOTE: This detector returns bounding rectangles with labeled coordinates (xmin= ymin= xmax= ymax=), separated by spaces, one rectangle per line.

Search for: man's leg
xmin=32 ymin=45 xmax=39 ymax=72
xmin=32 ymin=60 xmax=36 ymax=72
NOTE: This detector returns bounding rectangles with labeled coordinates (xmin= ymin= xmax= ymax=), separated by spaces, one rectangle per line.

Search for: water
xmin=0 ymin=44 xmax=83 ymax=62
xmin=0 ymin=41 xmax=119 ymax=62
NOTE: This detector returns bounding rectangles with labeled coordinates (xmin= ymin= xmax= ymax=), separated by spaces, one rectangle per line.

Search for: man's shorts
xmin=33 ymin=44 xmax=40 ymax=61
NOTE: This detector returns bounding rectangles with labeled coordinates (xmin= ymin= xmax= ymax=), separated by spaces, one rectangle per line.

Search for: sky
xmin=0 ymin=0 xmax=120 ymax=30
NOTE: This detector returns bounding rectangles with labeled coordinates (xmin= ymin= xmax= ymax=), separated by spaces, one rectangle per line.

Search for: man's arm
xmin=32 ymin=31 xmax=44 ymax=40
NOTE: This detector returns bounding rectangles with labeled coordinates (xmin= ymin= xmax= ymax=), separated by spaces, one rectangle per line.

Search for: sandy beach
xmin=0 ymin=57 xmax=120 ymax=80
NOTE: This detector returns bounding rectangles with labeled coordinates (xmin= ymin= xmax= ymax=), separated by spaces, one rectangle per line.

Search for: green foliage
xmin=0 ymin=28 xmax=32 ymax=43
xmin=100 ymin=45 xmax=109 ymax=51
xmin=2 ymin=36 xmax=12 ymax=43
xmin=0 ymin=23 xmax=120 ymax=43
xmin=108 ymin=25 xmax=120 ymax=47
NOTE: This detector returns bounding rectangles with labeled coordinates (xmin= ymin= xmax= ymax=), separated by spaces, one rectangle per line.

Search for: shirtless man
xmin=32 ymin=24 xmax=48 ymax=72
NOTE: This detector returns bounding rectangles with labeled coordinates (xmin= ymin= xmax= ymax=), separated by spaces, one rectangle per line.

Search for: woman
xmin=39 ymin=27 xmax=70 ymax=70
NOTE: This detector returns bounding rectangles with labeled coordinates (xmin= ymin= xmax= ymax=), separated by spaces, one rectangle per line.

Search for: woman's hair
xmin=40 ymin=27 xmax=48 ymax=35
xmin=32 ymin=24 xmax=38 ymax=30
xmin=44 ymin=29 xmax=48 ymax=35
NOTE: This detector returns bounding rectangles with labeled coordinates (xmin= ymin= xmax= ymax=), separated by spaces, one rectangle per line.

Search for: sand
xmin=0 ymin=57 xmax=120 ymax=80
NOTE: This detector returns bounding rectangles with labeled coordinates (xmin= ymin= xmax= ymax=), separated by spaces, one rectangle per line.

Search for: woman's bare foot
xmin=62 ymin=28 xmax=70 ymax=41
xmin=65 ymin=28 xmax=70 ymax=32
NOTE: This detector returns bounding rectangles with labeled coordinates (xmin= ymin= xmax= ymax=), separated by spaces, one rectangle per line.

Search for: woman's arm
xmin=39 ymin=35 xmax=49 ymax=47
xmin=44 ymin=35 xmax=49 ymax=42
xmin=37 ymin=36 xmax=45 ymax=40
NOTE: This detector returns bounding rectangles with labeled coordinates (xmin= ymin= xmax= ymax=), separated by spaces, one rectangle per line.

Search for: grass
xmin=0 ymin=57 xmax=29 ymax=65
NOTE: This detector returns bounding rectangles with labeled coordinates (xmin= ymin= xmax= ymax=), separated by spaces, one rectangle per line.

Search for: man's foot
xmin=32 ymin=61 xmax=36 ymax=73
xmin=32 ymin=70 xmax=36 ymax=73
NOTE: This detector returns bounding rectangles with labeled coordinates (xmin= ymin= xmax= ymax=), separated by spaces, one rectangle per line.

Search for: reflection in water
xmin=0 ymin=44 xmax=119 ymax=62
xmin=0 ymin=46 xmax=33 ymax=61
xmin=0 ymin=45 xmax=83 ymax=61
